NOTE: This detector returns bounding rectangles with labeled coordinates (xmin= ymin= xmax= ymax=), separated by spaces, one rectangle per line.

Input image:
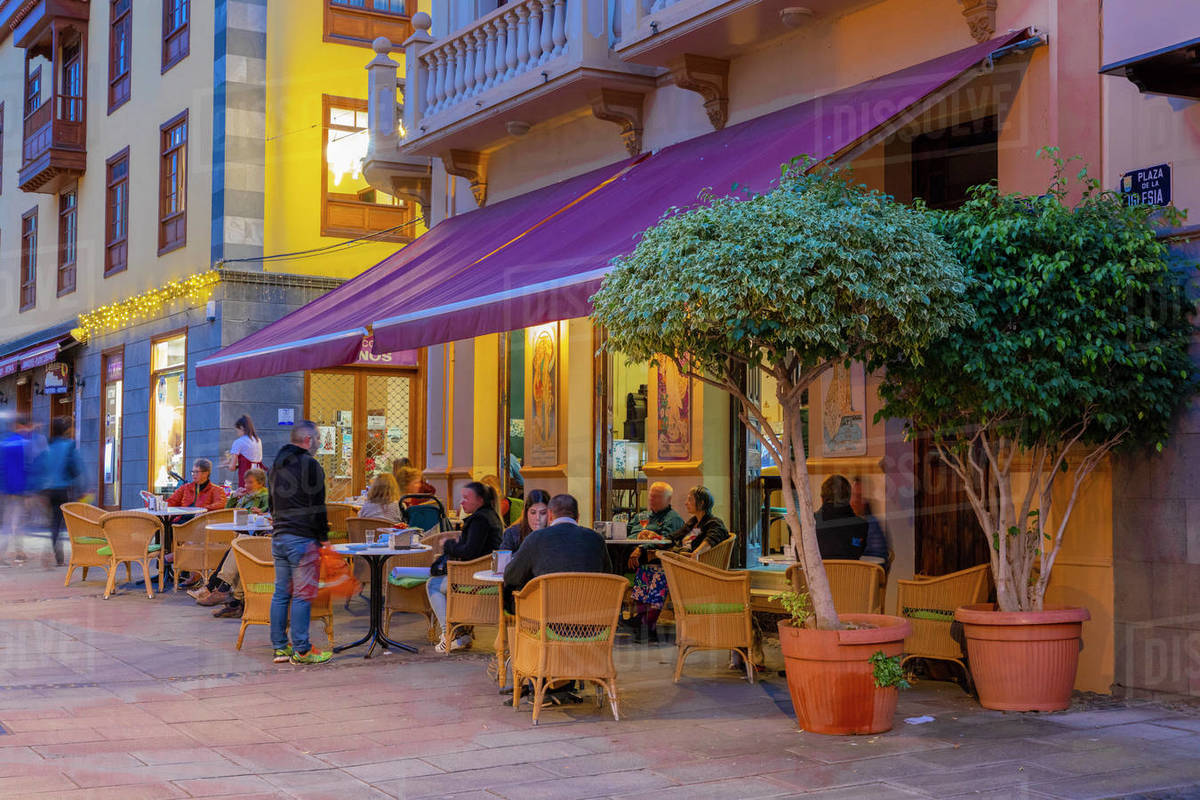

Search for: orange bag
xmin=316 ymin=544 xmax=361 ymax=601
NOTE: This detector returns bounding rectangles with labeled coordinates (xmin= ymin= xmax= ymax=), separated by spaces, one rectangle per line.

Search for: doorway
xmin=913 ymin=435 xmax=990 ymax=576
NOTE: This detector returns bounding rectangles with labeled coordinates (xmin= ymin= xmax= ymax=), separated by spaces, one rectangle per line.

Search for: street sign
xmin=278 ymin=407 xmax=295 ymax=426
xmin=1121 ymin=164 xmax=1171 ymax=207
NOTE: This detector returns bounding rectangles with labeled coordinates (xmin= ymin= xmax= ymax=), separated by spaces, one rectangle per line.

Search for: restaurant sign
xmin=353 ymin=335 xmax=418 ymax=367
xmin=1121 ymin=164 xmax=1171 ymax=207
xmin=44 ymin=363 xmax=70 ymax=395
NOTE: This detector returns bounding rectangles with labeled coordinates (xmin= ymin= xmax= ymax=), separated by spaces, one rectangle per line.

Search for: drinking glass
xmin=365 ymin=529 xmax=376 ymax=546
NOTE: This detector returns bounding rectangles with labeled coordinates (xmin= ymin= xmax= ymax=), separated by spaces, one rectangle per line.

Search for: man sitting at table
xmin=167 ymin=458 xmax=228 ymax=511
xmin=630 ymin=482 xmax=685 ymax=538
xmin=814 ymin=474 xmax=868 ymax=560
xmin=191 ymin=468 xmax=269 ymax=616
xmin=502 ymin=494 xmax=611 ymax=705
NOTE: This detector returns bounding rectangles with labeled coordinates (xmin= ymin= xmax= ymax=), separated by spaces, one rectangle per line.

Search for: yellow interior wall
xmin=263 ymin=3 xmax=418 ymax=278
xmin=471 ymin=333 xmax=501 ymax=479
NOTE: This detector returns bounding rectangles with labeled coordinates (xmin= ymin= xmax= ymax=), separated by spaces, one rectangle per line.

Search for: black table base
xmin=334 ymin=553 xmax=418 ymax=657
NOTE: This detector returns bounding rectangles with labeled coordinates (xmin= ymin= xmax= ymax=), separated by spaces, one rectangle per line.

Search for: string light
xmin=72 ymin=272 xmax=221 ymax=343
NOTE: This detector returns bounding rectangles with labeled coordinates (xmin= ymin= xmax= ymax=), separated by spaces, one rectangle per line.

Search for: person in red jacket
xmin=168 ymin=458 xmax=228 ymax=511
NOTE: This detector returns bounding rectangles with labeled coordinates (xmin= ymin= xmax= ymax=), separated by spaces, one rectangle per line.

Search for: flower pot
xmin=777 ymin=613 xmax=911 ymax=735
xmin=955 ymin=603 xmax=1090 ymax=712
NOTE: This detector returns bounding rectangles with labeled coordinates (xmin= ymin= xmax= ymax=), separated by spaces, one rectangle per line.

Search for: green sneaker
xmin=290 ymin=648 xmax=332 ymax=665
xmin=272 ymin=645 xmax=294 ymax=663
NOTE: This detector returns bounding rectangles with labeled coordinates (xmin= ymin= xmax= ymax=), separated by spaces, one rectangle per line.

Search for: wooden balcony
xmin=19 ymin=98 xmax=85 ymax=194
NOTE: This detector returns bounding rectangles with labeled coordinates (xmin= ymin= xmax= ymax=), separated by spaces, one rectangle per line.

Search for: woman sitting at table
xmin=358 ymin=474 xmax=403 ymax=523
xmin=499 ymin=489 xmax=550 ymax=552
xmin=395 ymin=466 xmax=435 ymax=507
xmin=192 ymin=469 xmax=269 ymax=614
xmin=625 ymin=485 xmax=729 ymax=643
xmin=393 ymin=458 xmax=437 ymax=498
xmin=429 ymin=481 xmax=503 ymax=652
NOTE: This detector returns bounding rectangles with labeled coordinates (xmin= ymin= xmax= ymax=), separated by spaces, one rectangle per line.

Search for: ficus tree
xmin=591 ymin=162 xmax=970 ymax=630
xmin=879 ymin=150 xmax=1196 ymax=613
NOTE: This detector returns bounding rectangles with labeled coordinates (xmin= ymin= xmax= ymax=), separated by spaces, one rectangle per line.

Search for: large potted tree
xmin=879 ymin=151 xmax=1196 ymax=711
xmin=592 ymin=162 xmax=968 ymax=733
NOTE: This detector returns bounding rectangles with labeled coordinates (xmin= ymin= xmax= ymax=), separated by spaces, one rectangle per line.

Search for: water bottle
xmin=223 ymin=480 xmax=232 ymax=494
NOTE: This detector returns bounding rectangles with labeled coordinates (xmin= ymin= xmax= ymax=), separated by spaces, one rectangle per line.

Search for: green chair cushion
xmin=97 ymin=544 xmax=161 ymax=556
xmin=904 ymin=608 xmax=955 ymax=622
xmin=454 ymin=584 xmax=499 ymax=596
xmin=684 ymin=602 xmax=745 ymax=615
xmin=77 ymin=536 xmax=108 ymax=545
xmin=327 ymin=531 xmax=349 ymax=540
xmin=546 ymin=626 xmax=610 ymax=643
xmin=246 ymin=582 xmax=275 ymax=594
xmin=389 ymin=576 xmax=429 ymax=589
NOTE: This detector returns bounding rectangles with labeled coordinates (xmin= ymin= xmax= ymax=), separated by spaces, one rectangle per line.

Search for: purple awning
xmin=200 ymin=33 xmax=1022 ymax=385
xmin=195 ymin=159 xmax=637 ymax=385
xmin=0 ymin=336 xmax=71 ymax=378
xmin=370 ymin=32 xmax=1023 ymax=353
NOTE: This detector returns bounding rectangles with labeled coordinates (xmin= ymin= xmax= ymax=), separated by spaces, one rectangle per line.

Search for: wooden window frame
xmin=162 ymin=0 xmax=190 ymax=72
xmin=57 ymin=186 xmax=77 ymax=297
xmin=148 ymin=328 xmax=188 ymax=492
xmin=321 ymin=94 xmax=413 ymax=243
xmin=24 ymin=65 xmax=41 ymax=119
xmin=158 ymin=110 xmax=188 ymax=255
xmin=105 ymin=147 xmax=129 ymax=276
xmin=0 ymin=102 xmax=5 ymax=195
xmin=19 ymin=207 xmax=37 ymax=312
xmin=108 ymin=0 xmax=132 ymax=113
xmin=323 ymin=0 xmax=416 ymax=48
xmin=99 ymin=345 xmax=125 ymax=510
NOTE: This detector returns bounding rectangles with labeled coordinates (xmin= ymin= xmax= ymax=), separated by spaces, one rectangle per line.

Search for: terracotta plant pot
xmin=777 ymin=613 xmax=911 ymax=735
xmin=955 ymin=603 xmax=1090 ymax=712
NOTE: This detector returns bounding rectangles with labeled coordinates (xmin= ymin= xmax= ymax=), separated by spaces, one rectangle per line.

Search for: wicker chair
xmin=325 ymin=502 xmax=358 ymax=542
xmin=658 ymin=551 xmax=755 ymax=684
xmin=696 ymin=534 xmax=736 ymax=569
xmin=170 ymin=509 xmax=238 ymax=591
xmin=786 ymin=560 xmax=886 ymax=615
xmin=346 ymin=516 xmax=398 ymax=544
xmin=510 ymin=572 xmax=627 ymax=724
xmin=896 ymin=564 xmax=989 ymax=675
xmin=422 ymin=530 xmax=456 ymax=557
xmin=231 ymin=536 xmax=334 ymax=650
xmin=62 ymin=502 xmax=112 ymax=587
xmin=98 ymin=512 xmax=166 ymax=599
xmin=443 ymin=554 xmax=499 ymax=646
xmin=383 ymin=544 xmax=438 ymax=643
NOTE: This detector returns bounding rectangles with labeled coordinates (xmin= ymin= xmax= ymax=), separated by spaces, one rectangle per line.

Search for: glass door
xmin=100 ymin=349 xmax=123 ymax=509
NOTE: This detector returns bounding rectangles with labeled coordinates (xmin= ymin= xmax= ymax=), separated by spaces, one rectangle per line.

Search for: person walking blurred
xmin=0 ymin=415 xmax=36 ymax=566
xmin=37 ymin=418 xmax=85 ymax=567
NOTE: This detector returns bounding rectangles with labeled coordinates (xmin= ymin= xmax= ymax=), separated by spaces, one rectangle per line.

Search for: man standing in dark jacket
xmin=814 ymin=474 xmax=868 ymax=560
xmin=268 ymin=421 xmax=332 ymax=665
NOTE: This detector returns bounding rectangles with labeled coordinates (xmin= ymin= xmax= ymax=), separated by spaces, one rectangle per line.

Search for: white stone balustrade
xmin=416 ymin=0 xmax=570 ymax=118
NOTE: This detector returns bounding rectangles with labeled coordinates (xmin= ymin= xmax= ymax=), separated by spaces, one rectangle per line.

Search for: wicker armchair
xmin=384 ymin=545 xmax=438 ymax=643
xmin=231 ymin=536 xmax=333 ymax=650
xmin=346 ymin=517 xmax=398 ymax=543
xmin=444 ymin=554 xmax=499 ymax=646
xmin=422 ymin=530 xmax=456 ymax=557
xmin=325 ymin=502 xmax=358 ymax=542
xmin=98 ymin=512 xmax=166 ymax=599
xmin=785 ymin=560 xmax=886 ymax=615
xmin=510 ymin=572 xmax=627 ymax=724
xmin=896 ymin=564 xmax=989 ymax=674
xmin=658 ymin=551 xmax=755 ymax=684
xmin=170 ymin=509 xmax=238 ymax=591
xmin=696 ymin=534 xmax=736 ymax=569
xmin=62 ymin=502 xmax=112 ymax=587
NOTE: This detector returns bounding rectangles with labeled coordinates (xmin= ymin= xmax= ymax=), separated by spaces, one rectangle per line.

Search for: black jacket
xmin=502 ymin=521 xmax=612 ymax=611
xmin=432 ymin=505 xmax=503 ymax=575
xmin=268 ymin=444 xmax=329 ymax=543
xmin=814 ymin=502 xmax=868 ymax=559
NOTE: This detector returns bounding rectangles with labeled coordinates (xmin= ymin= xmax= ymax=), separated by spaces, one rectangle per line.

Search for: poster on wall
xmin=656 ymin=356 xmax=692 ymax=461
xmin=366 ymin=415 xmax=386 ymax=430
xmin=818 ymin=361 xmax=867 ymax=457
xmin=526 ymin=324 xmax=558 ymax=467
xmin=317 ymin=426 xmax=336 ymax=456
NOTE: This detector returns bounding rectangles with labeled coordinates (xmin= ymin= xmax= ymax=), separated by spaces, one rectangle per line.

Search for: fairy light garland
xmin=72 ymin=272 xmax=221 ymax=343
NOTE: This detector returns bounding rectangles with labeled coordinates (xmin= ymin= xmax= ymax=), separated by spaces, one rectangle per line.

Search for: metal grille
xmin=309 ymin=372 xmax=356 ymax=500
xmin=364 ymin=374 xmax=411 ymax=486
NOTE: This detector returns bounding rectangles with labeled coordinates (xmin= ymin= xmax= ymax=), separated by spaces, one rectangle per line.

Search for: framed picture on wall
xmin=526 ymin=323 xmax=559 ymax=467
xmin=818 ymin=361 xmax=867 ymax=457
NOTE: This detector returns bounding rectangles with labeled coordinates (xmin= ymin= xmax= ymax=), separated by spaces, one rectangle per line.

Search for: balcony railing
xmin=19 ymin=97 xmax=86 ymax=193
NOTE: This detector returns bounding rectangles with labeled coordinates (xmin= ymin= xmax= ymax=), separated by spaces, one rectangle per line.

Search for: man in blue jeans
xmin=268 ymin=420 xmax=331 ymax=665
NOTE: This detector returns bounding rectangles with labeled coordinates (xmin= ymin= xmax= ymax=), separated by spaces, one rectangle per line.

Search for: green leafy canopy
xmin=878 ymin=150 xmax=1197 ymax=454
xmin=591 ymin=163 xmax=972 ymax=378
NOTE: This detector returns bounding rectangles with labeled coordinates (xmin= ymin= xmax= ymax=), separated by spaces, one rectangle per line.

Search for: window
xmin=60 ymin=38 xmax=83 ymax=123
xmin=162 ymin=0 xmax=189 ymax=71
xmin=20 ymin=208 xmax=37 ymax=312
xmin=58 ymin=189 xmax=77 ymax=296
xmin=158 ymin=111 xmax=188 ymax=254
xmin=109 ymin=0 xmax=132 ymax=111
xmin=322 ymin=95 xmax=414 ymax=242
xmin=324 ymin=0 xmax=414 ymax=47
xmin=25 ymin=66 xmax=42 ymax=118
xmin=0 ymin=102 xmax=5 ymax=194
xmin=911 ymin=115 xmax=998 ymax=210
xmin=106 ymin=148 xmax=129 ymax=275
xmin=100 ymin=347 xmax=124 ymax=509
xmin=150 ymin=332 xmax=187 ymax=494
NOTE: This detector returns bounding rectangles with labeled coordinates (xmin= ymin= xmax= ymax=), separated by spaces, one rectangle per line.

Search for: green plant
xmin=878 ymin=149 xmax=1197 ymax=612
xmin=870 ymin=651 xmax=910 ymax=690
xmin=592 ymin=160 xmax=969 ymax=630
xmin=769 ymin=589 xmax=813 ymax=628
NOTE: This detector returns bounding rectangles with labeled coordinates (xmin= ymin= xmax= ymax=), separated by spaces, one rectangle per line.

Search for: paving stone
xmin=885 ymin=762 xmax=1066 ymax=795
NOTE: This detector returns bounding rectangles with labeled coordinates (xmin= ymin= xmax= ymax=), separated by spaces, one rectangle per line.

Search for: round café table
xmin=473 ymin=569 xmax=507 ymax=687
xmin=206 ymin=519 xmax=273 ymax=536
xmin=331 ymin=542 xmax=431 ymax=657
